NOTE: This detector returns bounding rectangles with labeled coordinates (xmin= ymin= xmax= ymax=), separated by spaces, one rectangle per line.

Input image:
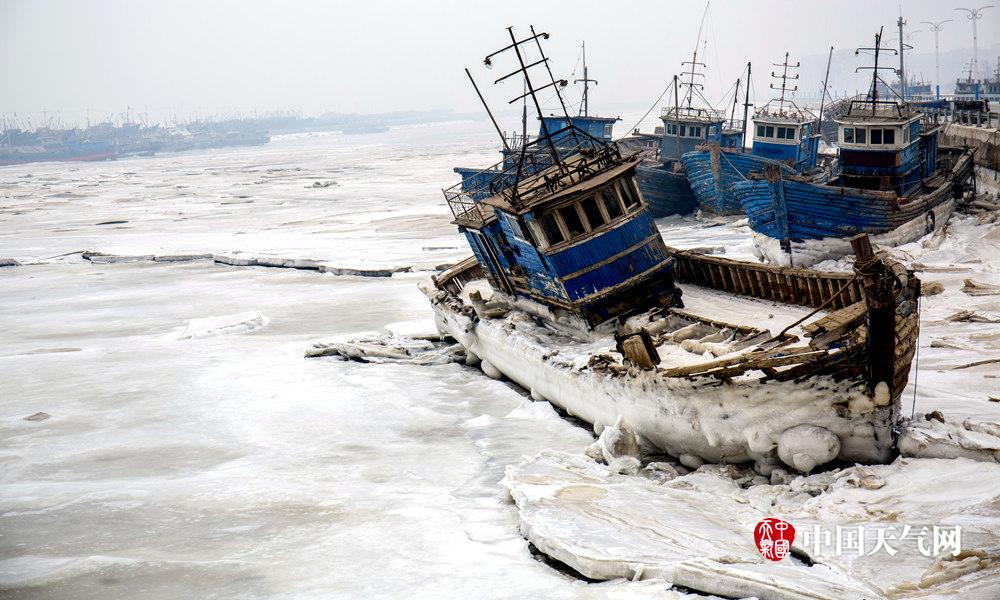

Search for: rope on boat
xmin=616 ymin=82 xmax=673 ymax=142
xmin=911 ymin=295 xmax=921 ymax=419
xmin=717 ymin=148 xmax=750 ymax=181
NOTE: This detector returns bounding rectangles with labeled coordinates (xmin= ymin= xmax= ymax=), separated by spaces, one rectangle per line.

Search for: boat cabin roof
xmin=661 ymin=105 xmax=725 ymax=125
xmin=482 ymin=153 xmax=641 ymax=215
xmin=753 ymin=99 xmax=817 ymax=125
xmin=835 ymin=97 xmax=920 ymax=124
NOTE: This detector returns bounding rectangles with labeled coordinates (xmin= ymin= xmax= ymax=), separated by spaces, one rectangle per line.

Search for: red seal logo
xmin=754 ymin=518 xmax=795 ymax=561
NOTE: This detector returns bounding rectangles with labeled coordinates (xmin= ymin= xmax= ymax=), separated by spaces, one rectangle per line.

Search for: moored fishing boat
xmin=423 ymin=27 xmax=922 ymax=475
xmin=732 ymin=29 xmax=975 ymax=266
xmin=629 ymin=23 xmax=748 ymax=217
xmin=680 ymin=53 xmax=828 ymax=214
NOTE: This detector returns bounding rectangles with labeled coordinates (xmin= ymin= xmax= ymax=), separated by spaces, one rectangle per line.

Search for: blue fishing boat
xmin=637 ymin=104 xmax=745 ymax=217
xmin=732 ymin=29 xmax=975 ymax=266
xmin=631 ymin=27 xmax=748 ymax=217
xmin=423 ymin=26 xmax=926 ymax=481
xmin=680 ymin=53 xmax=828 ymax=214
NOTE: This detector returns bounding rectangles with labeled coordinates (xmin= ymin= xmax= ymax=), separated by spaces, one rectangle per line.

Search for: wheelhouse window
xmin=502 ymin=212 xmax=528 ymax=241
xmin=776 ymin=126 xmax=796 ymax=140
xmin=666 ymin=123 xmax=677 ymax=135
xmin=757 ymin=124 xmax=766 ymax=137
xmin=855 ymin=128 xmax=866 ymax=144
xmin=532 ymin=182 xmax=642 ymax=249
xmin=539 ymin=212 xmax=565 ymax=246
xmin=617 ymin=180 xmax=641 ymax=209
xmin=679 ymin=124 xmax=687 ymax=137
xmin=843 ymin=127 xmax=854 ymax=143
xmin=765 ymin=125 xmax=774 ymax=138
xmin=601 ymin=187 xmax=624 ymax=220
xmin=558 ymin=205 xmax=586 ymax=238
xmin=603 ymin=124 xmax=613 ymax=138
xmin=870 ymin=129 xmax=882 ymax=144
xmin=883 ymin=128 xmax=895 ymax=144
xmin=688 ymin=126 xmax=702 ymax=138
xmin=580 ymin=195 xmax=606 ymax=230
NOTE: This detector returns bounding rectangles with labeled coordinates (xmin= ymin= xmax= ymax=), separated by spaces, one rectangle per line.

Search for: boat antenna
xmin=741 ymin=61 xmax=752 ymax=151
xmin=484 ymin=26 xmax=566 ymax=165
xmin=464 ymin=67 xmax=511 ymax=152
xmin=770 ymin=52 xmax=800 ymax=114
xmin=680 ymin=2 xmax=710 ymax=108
xmin=673 ymin=75 xmax=682 ymax=159
xmin=896 ymin=10 xmax=917 ymax=101
xmin=729 ymin=77 xmax=741 ymax=127
xmin=574 ymin=41 xmax=598 ymax=117
xmin=818 ymin=46 xmax=833 ymax=139
xmin=528 ymin=25 xmax=581 ymax=149
xmin=855 ymin=27 xmax=898 ymax=115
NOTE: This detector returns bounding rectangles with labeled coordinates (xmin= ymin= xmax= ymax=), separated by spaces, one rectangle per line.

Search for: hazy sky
xmin=1 ymin=0 xmax=998 ymax=126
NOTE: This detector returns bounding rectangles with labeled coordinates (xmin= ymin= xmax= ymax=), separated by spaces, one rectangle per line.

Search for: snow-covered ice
xmin=2 ymin=120 xmax=1000 ymax=598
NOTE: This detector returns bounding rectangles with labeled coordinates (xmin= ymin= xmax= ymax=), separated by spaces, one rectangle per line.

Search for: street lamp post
xmin=955 ymin=5 xmax=994 ymax=81
xmin=921 ymin=20 xmax=953 ymax=96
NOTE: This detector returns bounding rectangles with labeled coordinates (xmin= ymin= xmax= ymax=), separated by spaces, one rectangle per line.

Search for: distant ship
xmin=0 ymin=127 xmax=114 ymax=166
xmin=954 ymin=58 xmax=1000 ymax=101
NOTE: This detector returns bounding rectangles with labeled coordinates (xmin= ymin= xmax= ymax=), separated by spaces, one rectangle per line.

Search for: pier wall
xmin=941 ymin=123 xmax=1000 ymax=171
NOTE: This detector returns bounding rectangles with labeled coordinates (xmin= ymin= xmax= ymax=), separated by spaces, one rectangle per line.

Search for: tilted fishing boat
xmin=424 ymin=28 xmax=921 ymax=475
xmin=680 ymin=53 xmax=828 ymax=214
xmin=732 ymin=30 xmax=975 ymax=266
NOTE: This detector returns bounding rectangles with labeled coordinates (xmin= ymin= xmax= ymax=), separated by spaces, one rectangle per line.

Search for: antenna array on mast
xmin=769 ymin=52 xmax=800 ymax=113
xmin=574 ymin=41 xmax=598 ymax=117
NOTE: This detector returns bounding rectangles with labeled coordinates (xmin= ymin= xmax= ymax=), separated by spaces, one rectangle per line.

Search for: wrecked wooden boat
xmin=424 ymin=27 xmax=921 ymax=475
xmin=732 ymin=30 xmax=975 ymax=267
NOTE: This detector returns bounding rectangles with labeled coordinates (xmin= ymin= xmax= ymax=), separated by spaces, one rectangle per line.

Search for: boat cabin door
xmin=471 ymin=231 xmax=515 ymax=295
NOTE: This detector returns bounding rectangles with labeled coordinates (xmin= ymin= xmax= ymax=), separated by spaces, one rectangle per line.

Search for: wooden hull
xmin=733 ymin=147 xmax=974 ymax=266
xmin=681 ymin=148 xmax=799 ymax=215
xmin=425 ymin=247 xmax=920 ymax=472
xmin=635 ymin=161 xmax=697 ymax=217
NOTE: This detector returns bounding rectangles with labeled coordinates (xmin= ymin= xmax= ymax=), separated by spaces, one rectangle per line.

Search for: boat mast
xmin=673 ymin=75 xmax=681 ymax=159
xmin=818 ymin=46 xmax=834 ymax=136
xmin=897 ymin=12 xmax=907 ymax=101
xmin=681 ymin=2 xmax=710 ymax=109
xmin=464 ymin=68 xmax=511 ymax=152
xmin=741 ymin=62 xmax=752 ymax=152
xmin=730 ymin=77 xmax=741 ymax=126
xmin=529 ymin=25 xmax=581 ymax=149
xmin=574 ymin=41 xmax=598 ymax=117
xmin=770 ymin=52 xmax=800 ymax=114
xmin=486 ymin=26 xmax=568 ymax=168
xmin=855 ymin=27 xmax=896 ymax=116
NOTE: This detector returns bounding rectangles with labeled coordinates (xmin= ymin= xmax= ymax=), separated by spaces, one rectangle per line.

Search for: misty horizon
xmin=2 ymin=0 xmax=999 ymax=129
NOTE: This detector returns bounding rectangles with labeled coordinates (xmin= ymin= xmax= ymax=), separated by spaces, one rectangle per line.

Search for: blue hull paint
xmin=635 ymin=162 xmax=696 ymax=217
xmin=733 ymin=148 xmax=974 ymax=242
xmin=681 ymin=150 xmax=798 ymax=215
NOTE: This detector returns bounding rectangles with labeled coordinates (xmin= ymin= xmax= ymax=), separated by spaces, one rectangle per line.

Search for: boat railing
xmin=842 ymin=94 xmax=914 ymax=119
xmin=443 ymin=124 xmax=624 ymax=226
xmin=660 ymin=105 xmax=726 ymax=123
